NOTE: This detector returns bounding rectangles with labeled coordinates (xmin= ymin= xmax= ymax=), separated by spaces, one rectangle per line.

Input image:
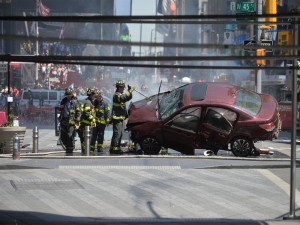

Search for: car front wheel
xmin=140 ymin=137 xmax=161 ymax=155
xmin=230 ymin=137 xmax=254 ymax=157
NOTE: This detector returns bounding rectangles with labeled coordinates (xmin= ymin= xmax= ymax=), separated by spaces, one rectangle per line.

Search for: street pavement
xmin=0 ymin=125 xmax=299 ymax=225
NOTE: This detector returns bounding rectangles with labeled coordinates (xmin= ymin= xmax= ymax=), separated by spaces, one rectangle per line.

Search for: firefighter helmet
xmin=95 ymin=89 xmax=104 ymax=96
xmin=86 ymin=88 xmax=96 ymax=96
xmin=65 ymin=87 xmax=74 ymax=96
xmin=115 ymin=80 xmax=125 ymax=87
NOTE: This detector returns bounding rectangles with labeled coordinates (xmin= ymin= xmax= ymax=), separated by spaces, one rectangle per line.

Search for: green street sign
xmin=236 ymin=2 xmax=255 ymax=12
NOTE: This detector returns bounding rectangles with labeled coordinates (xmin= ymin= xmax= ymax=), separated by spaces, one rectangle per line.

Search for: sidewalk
xmin=0 ymin=157 xmax=299 ymax=225
xmin=0 ymin=128 xmax=299 ymax=225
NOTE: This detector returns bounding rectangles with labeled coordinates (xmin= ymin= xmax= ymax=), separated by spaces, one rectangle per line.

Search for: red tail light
xmin=259 ymin=122 xmax=275 ymax=132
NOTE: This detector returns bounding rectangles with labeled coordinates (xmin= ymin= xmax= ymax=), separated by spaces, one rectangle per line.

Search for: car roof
xmin=185 ymin=82 xmax=238 ymax=106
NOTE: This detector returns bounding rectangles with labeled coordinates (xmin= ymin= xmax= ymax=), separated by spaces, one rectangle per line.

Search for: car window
xmin=203 ymin=107 xmax=236 ymax=133
xmin=166 ymin=107 xmax=201 ymax=133
xmin=159 ymin=86 xmax=185 ymax=120
xmin=234 ymin=88 xmax=261 ymax=116
xmin=49 ymin=92 xmax=57 ymax=100
xmin=32 ymin=91 xmax=48 ymax=100
xmin=22 ymin=91 xmax=30 ymax=100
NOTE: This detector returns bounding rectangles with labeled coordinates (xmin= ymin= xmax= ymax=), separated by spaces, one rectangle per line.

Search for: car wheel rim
xmin=141 ymin=137 xmax=161 ymax=155
xmin=231 ymin=138 xmax=252 ymax=157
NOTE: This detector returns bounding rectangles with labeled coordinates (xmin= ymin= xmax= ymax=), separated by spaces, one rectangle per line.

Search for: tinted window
xmin=190 ymin=83 xmax=207 ymax=101
xmin=167 ymin=107 xmax=201 ymax=133
xmin=204 ymin=107 xmax=236 ymax=133
xmin=234 ymin=89 xmax=261 ymax=116
xmin=31 ymin=91 xmax=48 ymax=100
xmin=49 ymin=92 xmax=57 ymax=100
xmin=23 ymin=91 xmax=30 ymax=100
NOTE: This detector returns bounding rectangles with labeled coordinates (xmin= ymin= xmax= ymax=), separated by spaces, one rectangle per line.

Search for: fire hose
xmin=133 ymin=89 xmax=151 ymax=100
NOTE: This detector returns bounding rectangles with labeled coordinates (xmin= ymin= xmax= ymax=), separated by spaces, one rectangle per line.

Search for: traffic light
xmin=265 ymin=0 xmax=277 ymax=27
xmin=256 ymin=49 xmax=266 ymax=67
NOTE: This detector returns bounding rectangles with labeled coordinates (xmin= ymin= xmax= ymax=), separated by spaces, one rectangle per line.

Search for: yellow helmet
xmin=115 ymin=80 xmax=125 ymax=87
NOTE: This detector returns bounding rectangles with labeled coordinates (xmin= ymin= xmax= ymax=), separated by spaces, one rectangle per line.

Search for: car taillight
xmin=259 ymin=122 xmax=275 ymax=132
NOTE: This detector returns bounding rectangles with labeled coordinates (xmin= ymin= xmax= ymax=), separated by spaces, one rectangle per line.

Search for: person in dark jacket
xmin=59 ymin=87 xmax=81 ymax=153
xmin=77 ymin=88 xmax=96 ymax=154
xmin=90 ymin=90 xmax=110 ymax=152
xmin=110 ymin=80 xmax=134 ymax=154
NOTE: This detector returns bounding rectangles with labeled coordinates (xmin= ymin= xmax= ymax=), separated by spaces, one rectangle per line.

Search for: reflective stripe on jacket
xmin=95 ymin=100 xmax=110 ymax=125
xmin=111 ymin=90 xmax=132 ymax=121
xmin=80 ymin=97 xmax=95 ymax=125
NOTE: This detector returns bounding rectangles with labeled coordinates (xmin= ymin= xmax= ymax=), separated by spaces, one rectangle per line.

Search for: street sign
xmin=260 ymin=40 xmax=273 ymax=52
xmin=236 ymin=11 xmax=256 ymax=21
xmin=243 ymin=40 xmax=256 ymax=52
xmin=243 ymin=40 xmax=273 ymax=52
xmin=230 ymin=2 xmax=236 ymax=11
xmin=236 ymin=2 xmax=255 ymax=12
xmin=0 ymin=62 xmax=8 ymax=73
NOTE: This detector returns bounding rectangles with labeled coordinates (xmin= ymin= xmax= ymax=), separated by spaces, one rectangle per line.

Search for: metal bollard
xmin=32 ymin=126 xmax=39 ymax=153
xmin=12 ymin=134 xmax=20 ymax=160
xmin=84 ymin=126 xmax=91 ymax=156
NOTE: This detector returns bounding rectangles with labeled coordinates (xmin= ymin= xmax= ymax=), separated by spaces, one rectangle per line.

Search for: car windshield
xmin=234 ymin=88 xmax=262 ymax=116
xmin=159 ymin=86 xmax=185 ymax=120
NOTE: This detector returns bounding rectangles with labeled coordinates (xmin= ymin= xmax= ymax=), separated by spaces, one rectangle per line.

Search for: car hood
xmin=127 ymin=95 xmax=159 ymax=126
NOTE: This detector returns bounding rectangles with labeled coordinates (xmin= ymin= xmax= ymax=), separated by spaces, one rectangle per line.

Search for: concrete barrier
xmin=0 ymin=127 xmax=26 ymax=154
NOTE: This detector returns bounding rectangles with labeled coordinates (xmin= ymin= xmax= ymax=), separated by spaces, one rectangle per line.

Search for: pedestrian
xmin=77 ymin=88 xmax=96 ymax=154
xmin=38 ymin=92 xmax=44 ymax=108
xmin=90 ymin=90 xmax=110 ymax=152
xmin=110 ymin=80 xmax=134 ymax=154
xmin=28 ymin=88 xmax=33 ymax=106
xmin=59 ymin=87 xmax=81 ymax=154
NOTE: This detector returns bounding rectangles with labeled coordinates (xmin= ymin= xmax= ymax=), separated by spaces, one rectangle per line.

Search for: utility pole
xmin=35 ymin=0 xmax=39 ymax=84
xmin=284 ymin=7 xmax=300 ymax=220
xmin=256 ymin=0 xmax=263 ymax=93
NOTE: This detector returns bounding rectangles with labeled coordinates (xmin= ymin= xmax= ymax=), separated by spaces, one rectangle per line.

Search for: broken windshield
xmin=158 ymin=86 xmax=186 ymax=120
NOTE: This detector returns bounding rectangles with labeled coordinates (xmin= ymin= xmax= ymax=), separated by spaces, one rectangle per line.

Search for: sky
xmin=116 ymin=0 xmax=161 ymax=56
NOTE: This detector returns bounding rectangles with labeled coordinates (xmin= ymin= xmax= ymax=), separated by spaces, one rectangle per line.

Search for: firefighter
xmin=59 ymin=87 xmax=81 ymax=154
xmin=90 ymin=90 xmax=110 ymax=152
xmin=77 ymin=88 xmax=96 ymax=154
xmin=110 ymin=80 xmax=134 ymax=154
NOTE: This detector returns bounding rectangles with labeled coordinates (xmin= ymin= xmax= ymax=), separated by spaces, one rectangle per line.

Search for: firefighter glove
xmin=75 ymin=123 xmax=80 ymax=130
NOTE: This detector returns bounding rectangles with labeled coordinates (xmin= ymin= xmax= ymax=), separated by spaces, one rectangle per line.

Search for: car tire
xmin=140 ymin=137 xmax=161 ymax=155
xmin=230 ymin=137 xmax=254 ymax=157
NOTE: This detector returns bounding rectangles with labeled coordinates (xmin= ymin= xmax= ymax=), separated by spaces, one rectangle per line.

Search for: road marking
xmin=59 ymin=165 xmax=181 ymax=170
xmin=258 ymin=169 xmax=300 ymax=207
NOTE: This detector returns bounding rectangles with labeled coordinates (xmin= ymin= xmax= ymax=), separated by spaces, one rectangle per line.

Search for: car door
xmin=162 ymin=107 xmax=201 ymax=151
xmin=199 ymin=107 xmax=237 ymax=149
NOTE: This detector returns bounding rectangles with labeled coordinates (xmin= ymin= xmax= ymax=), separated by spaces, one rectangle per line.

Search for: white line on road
xmin=258 ymin=169 xmax=300 ymax=207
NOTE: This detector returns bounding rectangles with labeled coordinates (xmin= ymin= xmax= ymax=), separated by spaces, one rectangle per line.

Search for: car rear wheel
xmin=230 ymin=137 xmax=254 ymax=157
xmin=140 ymin=137 xmax=161 ymax=155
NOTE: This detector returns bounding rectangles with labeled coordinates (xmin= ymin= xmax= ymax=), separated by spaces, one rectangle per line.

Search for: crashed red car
xmin=126 ymin=82 xmax=281 ymax=157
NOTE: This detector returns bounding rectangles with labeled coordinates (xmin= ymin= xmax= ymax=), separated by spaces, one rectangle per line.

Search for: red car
xmin=126 ymin=82 xmax=281 ymax=157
